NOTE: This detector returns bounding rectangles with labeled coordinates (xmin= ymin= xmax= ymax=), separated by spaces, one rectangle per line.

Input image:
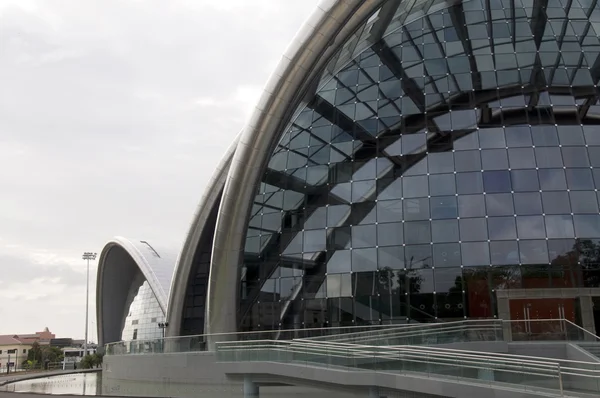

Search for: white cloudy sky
xmin=0 ymin=0 xmax=318 ymax=339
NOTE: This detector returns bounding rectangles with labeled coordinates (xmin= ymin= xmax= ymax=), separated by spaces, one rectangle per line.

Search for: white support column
xmin=244 ymin=376 xmax=259 ymax=398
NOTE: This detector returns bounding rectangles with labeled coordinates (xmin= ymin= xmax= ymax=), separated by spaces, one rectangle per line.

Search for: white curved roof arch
xmin=205 ymin=0 xmax=384 ymax=344
xmin=165 ymin=134 xmax=239 ymax=337
xmin=96 ymin=236 xmax=177 ymax=346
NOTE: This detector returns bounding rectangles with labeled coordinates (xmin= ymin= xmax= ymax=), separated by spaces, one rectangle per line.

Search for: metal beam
xmin=448 ymin=3 xmax=482 ymax=91
xmin=372 ymin=40 xmax=426 ymax=112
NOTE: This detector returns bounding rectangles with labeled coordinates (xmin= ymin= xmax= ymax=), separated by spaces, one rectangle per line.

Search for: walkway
xmin=216 ymin=340 xmax=600 ymax=398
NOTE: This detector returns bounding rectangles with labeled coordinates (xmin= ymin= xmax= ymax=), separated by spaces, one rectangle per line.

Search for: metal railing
xmin=215 ymin=339 xmax=600 ymax=396
xmin=104 ymin=323 xmax=408 ymax=355
xmin=300 ymin=319 xmax=502 ymax=345
xmin=300 ymin=319 xmax=600 ymax=346
xmin=104 ymin=318 xmax=600 ymax=356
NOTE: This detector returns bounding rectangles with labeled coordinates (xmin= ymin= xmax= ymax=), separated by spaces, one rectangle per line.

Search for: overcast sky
xmin=0 ymin=0 xmax=318 ymax=339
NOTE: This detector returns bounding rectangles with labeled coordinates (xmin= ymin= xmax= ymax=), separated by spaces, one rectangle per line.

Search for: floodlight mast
xmin=82 ymin=252 xmax=97 ymax=358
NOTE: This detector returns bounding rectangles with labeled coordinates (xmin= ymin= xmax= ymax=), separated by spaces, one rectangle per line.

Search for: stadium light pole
xmin=82 ymin=252 xmax=97 ymax=358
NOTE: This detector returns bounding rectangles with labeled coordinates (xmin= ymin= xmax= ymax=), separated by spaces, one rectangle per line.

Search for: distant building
xmin=0 ymin=328 xmax=59 ymax=372
xmin=62 ymin=345 xmax=97 ymax=365
xmin=14 ymin=327 xmax=55 ymax=345
xmin=0 ymin=336 xmax=31 ymax=372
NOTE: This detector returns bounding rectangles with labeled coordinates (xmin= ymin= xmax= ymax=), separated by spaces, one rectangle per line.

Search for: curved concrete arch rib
xmin=207 ymin=0 xmax=386 ymax=342
xmin=165 ymin=134 xmax=239 ymax=337
xmin=96 ymin=236 xmax=177 ymax=346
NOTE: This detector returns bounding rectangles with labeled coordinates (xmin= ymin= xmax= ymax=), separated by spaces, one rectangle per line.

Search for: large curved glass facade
xmin=122 ymin=280 xmax=165 ymax=341
xmin=241 ymin=0 xmax=600 ymax=331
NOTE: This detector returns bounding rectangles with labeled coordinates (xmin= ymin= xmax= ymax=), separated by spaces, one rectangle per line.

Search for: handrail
xmin=289 ymin=340 xmax=600 ymax=369
xmin=307 ymin=323 xmax=501 ymax=344
xmin=301 ymin=319 xmax=501 ymax=340
xmin=216 ymin=342 xmax=577 ymax=395
xmin=105 ymin=318 xmax=597 ymax=356
xmin=216 ymin=339 xmax=600 ymax=380
xmin=105 ymin=322 xmax=405 ymax=346
xmin=564 ymin=319 xmax=600 ymax=341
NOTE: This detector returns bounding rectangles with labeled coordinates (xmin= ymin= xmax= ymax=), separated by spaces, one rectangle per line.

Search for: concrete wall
xmin=564 ymin=344 xmax=600 ymax=393
xmin=103 ymin=351 xmax=573 ymax=398
xmin=435 ymin=341 xmax=509 ymax=353
xmin=103 ymin=353 xmax=374 ymax=398
xmin=506 ymin=342 xmax=567 ymax=359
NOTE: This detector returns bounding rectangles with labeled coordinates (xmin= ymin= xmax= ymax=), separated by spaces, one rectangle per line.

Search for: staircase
xmin=578 ymin=342 xmax=600 ymax=360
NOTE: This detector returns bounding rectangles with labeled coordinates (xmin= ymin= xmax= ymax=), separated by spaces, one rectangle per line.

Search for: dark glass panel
xmin=403 ymin=198 xmax=430 ymax=221
xmin=538 ymin=169 xmax=567 ymax=191
xmin=508 ymin=148 xmax=536 ymax=169
xmin=377 ymin=200 xmax=403 ymax=222
xmin=562 ymin=147 xmax=590 ymax=168
xmin=481 ymin=149 xmax=509 ymax=170
xmin=485 ymin=193 xmax=515 ymax=216
xmin=460 ymin=218 xmax=488 ymax=242
xmin=566 ymin=169 xmax=594 ymax=190
xmin=433 ymin=243 xmax=461 ymax=268
xmin=516 ymin=216 xmax=546 ymax=239
xmin=570 ymin=191 xmax=599 ymax=214
xmin=428 ymin=152 xmax=454 ymax=174
xmin=352 ymin=225 xmax=377 ymax=248
xmin=378 ymin=178 xmax=402 ymax=200
xmin=378 ymin=245 xmax=405 ymax=270
xmin=531 ymin=126 xmax=559 ymax=146
xmin=327 ymin=250 xmax=352 ymax=274
xmin=545 ymin=215 xmax=575 ymax=239
xmin=377 ymin=222 xmax=404 ymax=247
xmin=403 ymin=175 xmax=429 ymax=198
xmin=488 ymin=217 xmax=518 ymax=240
xmin=519 ymin=240 xmax=550 ymax=264
xmin=541 ymin=191 xmax=571 ymax=214
xmin=352 ymin=248 xmax=378 ymax=272
xmin=404 ymin=221 xmax=432 ymax=244
xmin=327 ymin=226 xmax=351 ymax=250
xmin=458 ymin=194 xmax=486 ymax=218
xmin=490 ymin=241 xmax=520 ymax=265
xmin=514 ymin=192 xmax=543 ymax=215
xmin=461 ymin=242 xmax=490 ymax=266
xmin=505 ymin=126 xmax=533 ymax=147
xmin=431 ymin=219 xmax=460 ymax=243
xmin=535 ymin=147 xmax=564 ymax=168
xmin=479 ymin=128 xmax=506 ymax=148
xmin=574 ymin=215 xmax=600 ymax=237
xmin=457 ymin=172 xmax=484 ymax=194
xmin=455 ymin=150 xmax=482 ymax=172
xmin=404 ymin=245 xmax=432 ymax=270
xmin=483 ymin=171 xmax=511 ymax=193
xmin=557 ymin=126 xmax=585 ymax=146
xmin=511 ymin=170 xmax=540 ymax=192
xmin=430 ymin=196 xmax=458 ymax=219
xmin=429 ymin=174 xmax=456 ymax=196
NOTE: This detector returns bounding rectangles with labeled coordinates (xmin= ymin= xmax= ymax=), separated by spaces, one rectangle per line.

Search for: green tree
xmin=26 ymin=342 xmax=41 ymax=362
xmin=91 ymin=353 xmax=103 ymax=368
xmin=79 ymin=353 xmax=103 ymax=369
xmin=26 ymin=342 xmax=64 ymax=365
xmin=22 ymin=359 xmax=38 ymax=370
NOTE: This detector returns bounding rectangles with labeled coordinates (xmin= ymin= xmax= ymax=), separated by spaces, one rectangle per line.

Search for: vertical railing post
xmin=558 ymin=364 xmax=564 ymax=397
